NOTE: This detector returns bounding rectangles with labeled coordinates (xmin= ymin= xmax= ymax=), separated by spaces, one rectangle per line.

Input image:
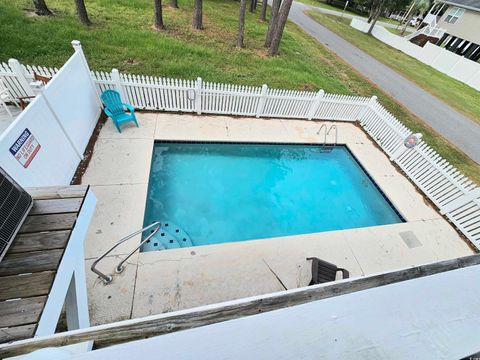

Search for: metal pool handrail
xmin=90 ymin=221 xmax=161 ymax=284
xmin=327 ymin=124 xmax=338 ymax=146
xmin=317 ymin=124 xmax=338 ymax=150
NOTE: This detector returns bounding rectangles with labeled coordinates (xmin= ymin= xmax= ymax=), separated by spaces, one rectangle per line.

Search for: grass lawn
xmin=385 ymin=26 xmax=404 ymax=35
xmin=306 ymin=12 xmax=480 ymax=126
xmin=294 ymin=0 xmax=358 ymax=16
xmin=0 ymin=0 xmax=479 ymax=183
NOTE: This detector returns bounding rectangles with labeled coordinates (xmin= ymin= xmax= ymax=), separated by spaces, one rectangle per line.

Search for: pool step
xmin=141 ymin=221 xmax=193 ymax=252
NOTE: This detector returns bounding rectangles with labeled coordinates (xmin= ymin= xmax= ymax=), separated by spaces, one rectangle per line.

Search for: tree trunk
xmin=367 ymin=9 xmax=380 ymax=35
xmin=237 ymin=0 xmax=248 ymax=47
xmin=259 ymin=0 xmax=267 ymax=21
xmin=170 ymin=0 xmax=178 ymax=8
xmin=400 ymin=13 xmax=414 ymax=35
xmin=154 ymin=0 xmax=165 ymax=29
xmin=249 ymin=0 xmax=255 ymax=12
xmin=367 ymin=0 xmax=378 ymax=24
xmin=265 ymin=0 xmax=281 ymax=48
xmin=268 ymin=0 xmax=293 ymax=56
xmin=192 ymin=0 xmax=203 ymax=29
xmin=75 ymin=0 xmax=91 ymax=25
xmin=33 ymin=0 xmax=52 ymax=15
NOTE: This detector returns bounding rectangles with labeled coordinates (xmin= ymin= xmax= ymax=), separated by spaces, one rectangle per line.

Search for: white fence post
xmin=71 ymin=40 xmax=103 ymax=108
xmin=256 ymin=84 xmax=268 ymax=118
xmin=307 ymin=89 xmax=324 ymax=120
xmin=195 ymin=77 xmax=202 ymax=115
xmin=8 ymin=58 xmax=35 ymax=97
xmin=111 ymin=69 xmax=126 ymax=102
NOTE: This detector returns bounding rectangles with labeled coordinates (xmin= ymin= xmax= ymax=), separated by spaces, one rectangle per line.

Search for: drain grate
xmin=141 ymin=221 xmax=193 ymax=252
xmin=399 ymin=231 xmax=422 ymax=248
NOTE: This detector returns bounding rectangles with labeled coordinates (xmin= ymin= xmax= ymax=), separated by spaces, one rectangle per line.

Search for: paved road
xmin=289 ymin=1 xmax=480 ymax=164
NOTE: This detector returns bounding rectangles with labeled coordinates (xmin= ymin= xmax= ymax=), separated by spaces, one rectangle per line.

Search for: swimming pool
xmin=142 ymin=142 xmax=403 ymax=251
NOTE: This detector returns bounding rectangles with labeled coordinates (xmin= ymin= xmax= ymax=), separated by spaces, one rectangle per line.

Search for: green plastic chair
xmin=101 ymin=90 xmax=138 ymax=133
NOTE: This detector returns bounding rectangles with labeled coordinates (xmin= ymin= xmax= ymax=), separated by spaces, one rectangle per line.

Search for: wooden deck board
xmin=8 ymin=231 xmax=71 ymax=253
xmin=25 ymin=186 xmax=88 ymax=200
xmin=30 ymin=198 xmax=83 ymax=215
xmin=0 ymin=296 xmax=47 ymax=328
xmin=19 ymin=213 xmax=78 ymax=234
xmin=0 ymin=324 xmax=36 ymax=344
xmin=0 ymin=185 xmax=89 ymax=344
xmin=0 ymin=272 xmax=55 ymax=301
xmin=0 ymin=249 xmax=64 ymax=277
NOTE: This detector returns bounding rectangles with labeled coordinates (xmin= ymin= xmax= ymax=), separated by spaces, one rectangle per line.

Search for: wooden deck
xmin=0 ymin=185 xmax=88 ymax=343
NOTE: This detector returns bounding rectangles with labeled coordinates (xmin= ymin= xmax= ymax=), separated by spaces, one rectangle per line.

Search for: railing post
xmin=111 ymin=69 xmax=126 ymax=102
xmin=307 ymin=89 xmax=324 ymax=120
xmin=358 ymin=95 xmax=377 ymax=123
xmin=71 ymin=40 xmax=103 ymax=109
xmin=8 ymin=58 xmax=35 ymax=97
xmin=195 ymin=77 xmax=202 ymax=115
xmin=255 ymin=84 xmax=268 ymax=118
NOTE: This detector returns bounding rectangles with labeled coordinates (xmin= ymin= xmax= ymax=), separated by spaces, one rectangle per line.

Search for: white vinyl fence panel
xmin=0 ymin=42 xmax=101 ymax=187
xmin=0 ymin=96 xmax=80 ymax=187
xmin=0 ymin=53 xmax=479 ymax=248
xmin=42 ymin=51 xmax=101 ymax=153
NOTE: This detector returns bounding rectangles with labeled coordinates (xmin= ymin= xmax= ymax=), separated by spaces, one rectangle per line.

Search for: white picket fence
xmin=0 ymin=59 xmax=58 ymax=98
xmin=361 ymin=102 xmax=480 ymax=246
xmin=93 ymin=69 xmax=371 ymax=121
xmin=1 ymin=59 xmax=479 ymax=249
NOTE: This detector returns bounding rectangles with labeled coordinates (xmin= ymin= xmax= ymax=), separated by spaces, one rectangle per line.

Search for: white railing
xmin=405 ymin=25 xmax=446 ymax=41
xmin=422 ymin=13 xmax=438 ymax=27
xmin=1 ymin=58 xmax=479 ymax=249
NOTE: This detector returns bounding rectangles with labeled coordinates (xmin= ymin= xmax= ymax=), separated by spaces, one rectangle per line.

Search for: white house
xmin=421 ymin=0 xmax=480 ymax=61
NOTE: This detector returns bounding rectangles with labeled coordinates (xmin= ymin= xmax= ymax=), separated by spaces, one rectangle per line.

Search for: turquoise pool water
xmin=142 ymin=142 xmax=402 ymax=250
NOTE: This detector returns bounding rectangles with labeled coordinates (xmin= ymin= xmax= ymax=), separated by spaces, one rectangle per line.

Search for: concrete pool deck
xmin=81 ymin=112 xmax=474 ymax=325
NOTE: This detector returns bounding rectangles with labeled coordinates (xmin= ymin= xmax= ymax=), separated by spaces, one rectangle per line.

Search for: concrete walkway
xmin=289 ymin=1 xmax=480 ymax=164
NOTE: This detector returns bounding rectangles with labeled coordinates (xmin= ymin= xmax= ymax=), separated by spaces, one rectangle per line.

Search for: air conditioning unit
xmin=0 ymin=167 xmax=33 ymax=262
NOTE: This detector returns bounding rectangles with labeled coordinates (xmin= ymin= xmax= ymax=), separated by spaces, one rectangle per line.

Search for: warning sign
xmin=9 ymin=128 xmax=41 ymax=168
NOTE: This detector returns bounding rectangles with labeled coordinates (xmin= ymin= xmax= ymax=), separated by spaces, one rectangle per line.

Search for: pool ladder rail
xmin=90 ymin=221 xmax=161 ymax=284
xmin=316 ymin=124 xmax=338 ymax=152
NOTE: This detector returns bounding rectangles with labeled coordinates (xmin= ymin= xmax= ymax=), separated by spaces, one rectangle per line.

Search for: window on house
xmin=444 ymin=7 xmax=465 ymax=24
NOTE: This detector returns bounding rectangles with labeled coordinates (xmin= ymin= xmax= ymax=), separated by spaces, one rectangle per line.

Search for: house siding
xmin=437 ymin=7 xmax=480 ymax=44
